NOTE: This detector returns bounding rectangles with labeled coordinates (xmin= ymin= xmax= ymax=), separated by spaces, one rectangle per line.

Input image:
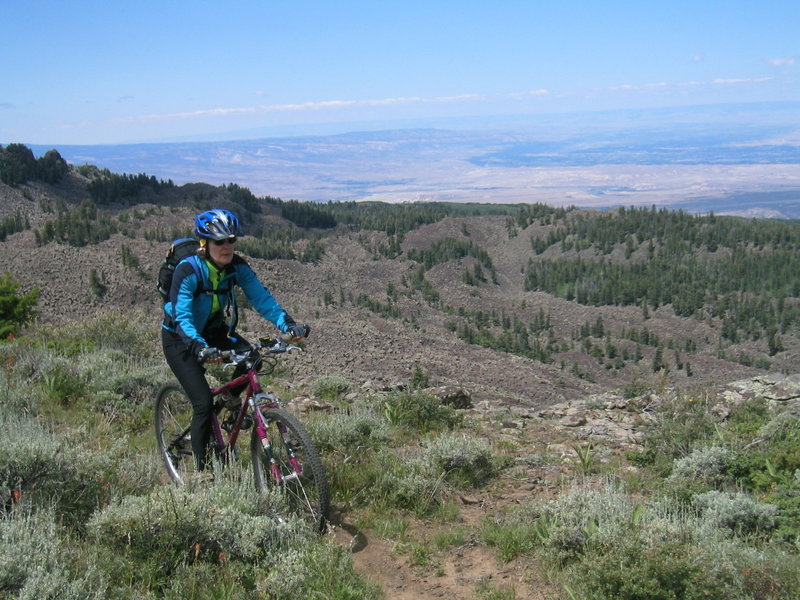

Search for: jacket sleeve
xmin=234 ymin=261 xmax=293 ymax=332
xmin=168 ymin=261 xmax=209 ymax=354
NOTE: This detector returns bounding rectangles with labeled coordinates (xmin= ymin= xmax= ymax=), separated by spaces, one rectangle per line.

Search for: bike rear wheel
xmin=155 ymin=384 xmax=195 ymax=485
xmin=251 ymin=408 xmax=330 ymax=533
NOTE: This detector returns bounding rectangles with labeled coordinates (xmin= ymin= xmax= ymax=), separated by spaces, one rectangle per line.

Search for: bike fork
xmin=253 ymin=396 xmax=303 ymax=482
xmin=252 ymin=396 xmax=284 ymax=483
xmin=258 ymin=435 xmax=283 ymax=482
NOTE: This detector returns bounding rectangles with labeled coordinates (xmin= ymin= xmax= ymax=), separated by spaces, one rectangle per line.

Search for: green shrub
xmin=410 ymin=362 xmax=431 ymax=389
xmin=622 ymin=378 xmax=650 ymax=399
xmin=483 ymin=478 xmax=800 ymax=599
xmin=666 ymin=445 xmax=734 ymax=495
xmin=475 ymin=580 xmax=517 ymax=600
xmin=736 ymin=413 xmax=800 ymax=491
xmin=0 ymin=509 xmax=107 ymax=599
xmin=41 ymin=359 xmax=87 ymax=405
xmin=0 ymin=340 xmax=43 ymax=411
xmin=0 ymin=410 xmax=158 ymax=527
xmin=328 ymin=430 xmax=496 ymax=515
xmin=325 ymin=446 xmax=393 ymax=508
xmin=154 ymin=562 xmax=255 ymax=600
xmin=0 ymin=272 xmax=39 ymax=337
xmin=576 ymin=535 xmax=800 ymax=600
xmin=16 ymin=315 xmax=167 ymax=427
xmin=384 ymin=470 xmax=448 ymax=515
xmin=693 ymin=490 xmax=778 ymax=536
xmin=80 ymin=350 xmax=169 ymax=429
xmin=579 ymin=540 xmax=736 ymax=600
xmin=86 ymin=476 xmax=380 ymax=598
xmin=311 ymin=375 xmax=352 ymax=401
xmin=766 ymin=487 xmax=800 ymax=543
xmin=635 ymin=393 xmax=719 ymax=474
xmin=87 ymin=479 xmax=310 ymax=566
xmin=419 ymin=432 xmax=496 ymax=488
xmin=483 ymin=480 xmax=693 ymax=564
xmin=327 ymin=446 xmax=447 ymax=515
xmin=306 ymin=406 xmax=388 ymax=453
xmin=44 ymin=310 xmax=157 ymax=357
xmin=481 ymin=515 xmax=548 ymax=562
xmin=382 ymin=389 xmax=462 ymax=432
xmin=255 ymin=542 xmax=382 ymax=600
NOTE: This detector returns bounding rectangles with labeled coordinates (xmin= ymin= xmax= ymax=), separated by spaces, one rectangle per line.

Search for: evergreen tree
xmin=0 ymin=273 xmax=39 ymax=337
xmin=0 ymin=143 xmax=37 ymax=184
xmin=37 ymin=149 xmax=69 ymax=183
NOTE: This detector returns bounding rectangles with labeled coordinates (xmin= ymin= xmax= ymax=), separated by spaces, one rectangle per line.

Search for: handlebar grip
xmin=286 ymin=324 xmax=311 ymax=340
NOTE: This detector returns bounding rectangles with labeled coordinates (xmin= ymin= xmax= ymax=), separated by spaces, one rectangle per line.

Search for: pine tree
xmin=0 ymin=273 xmax=39 ymax=337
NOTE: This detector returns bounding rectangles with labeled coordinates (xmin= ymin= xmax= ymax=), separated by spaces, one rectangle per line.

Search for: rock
xmin=473 ymin=400 xmax=493 ymax=411
xmin=603 ymin=396 xmax=629 ymax=410
xmin=559 ymin=414 xmax=587 ymax=427
xmin=286 ymin=396 xmax=333 ymax=412
xmin=764 ymin=380 xmax=800 ymax=402
xmin=424 ymin=385 xmax=473 ymax=409
xmin=711 ymin=402 xmax=732 ymax=419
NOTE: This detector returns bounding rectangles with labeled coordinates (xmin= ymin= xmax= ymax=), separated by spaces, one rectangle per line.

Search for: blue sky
xmin=2 ymin=0 xmax=798 ymax=145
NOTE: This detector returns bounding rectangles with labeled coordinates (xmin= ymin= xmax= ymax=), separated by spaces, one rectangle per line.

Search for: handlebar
xmin=215 ymin=335 xmax=304 ymax=368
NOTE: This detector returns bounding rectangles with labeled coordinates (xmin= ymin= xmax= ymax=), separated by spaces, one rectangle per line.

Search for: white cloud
xmin=713 ymin=77 xmax=771 ymax=84
xmin=604 ymin=76 xmax=773 ymax=96
xmin=128 ymin=93 xmax=489 ymax=123
xmin=767 ymin=57 xmax=796 ymax=67
xmin=508 ymin=89 xmax=550 ymax=99
xmin=90 ymin=75 xmax=780 ymax=135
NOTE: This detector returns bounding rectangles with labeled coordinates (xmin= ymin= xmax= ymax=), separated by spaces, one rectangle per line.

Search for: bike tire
xmin=251 ymin=407 xmax=330 ymax=533
xmin=154 ymin=383 xmax=195 ymax=485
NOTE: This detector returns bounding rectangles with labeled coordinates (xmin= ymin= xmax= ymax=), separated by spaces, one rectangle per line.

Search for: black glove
xmin=286 ymin=324 xmax=310 ymax=339
xmin=197 ymin=346 xmax=221 ymax=364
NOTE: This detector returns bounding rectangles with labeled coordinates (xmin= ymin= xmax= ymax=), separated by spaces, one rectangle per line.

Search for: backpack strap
xmin=186 ymin=255 xmax=228 ymax=297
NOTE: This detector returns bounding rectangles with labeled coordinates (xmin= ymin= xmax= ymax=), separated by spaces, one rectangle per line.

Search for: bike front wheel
xmin=251 ymin=408 xmax=330 ymax=533
xmin=155 ymin=384 xmax=195 ymax=485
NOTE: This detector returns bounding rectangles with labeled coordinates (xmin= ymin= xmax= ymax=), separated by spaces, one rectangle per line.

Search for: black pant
xmin=161 ymin=327 xmax=251 ymax=470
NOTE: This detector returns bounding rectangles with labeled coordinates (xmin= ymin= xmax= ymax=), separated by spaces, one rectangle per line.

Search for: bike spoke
xmin=155 ymin=385 xmax=195 ymax=485
xmin=251 ymin=408 xmax=329 ymax=532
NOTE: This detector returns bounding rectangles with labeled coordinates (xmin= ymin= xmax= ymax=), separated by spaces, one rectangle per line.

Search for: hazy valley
xmin=31 ymin=102 xmax=800 ymax=217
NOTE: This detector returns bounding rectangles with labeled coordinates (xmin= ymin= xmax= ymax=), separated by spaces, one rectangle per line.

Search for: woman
xmin=161 ymin=208 xmax=309 ymax=471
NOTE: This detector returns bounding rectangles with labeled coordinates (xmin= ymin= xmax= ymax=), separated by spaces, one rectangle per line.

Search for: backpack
xmin=157 ymin=237 xmax=201 ymax=302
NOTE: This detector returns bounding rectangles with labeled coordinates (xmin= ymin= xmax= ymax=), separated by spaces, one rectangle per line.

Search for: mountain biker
xmin=161 ymin=208 xmax=309 ymax=472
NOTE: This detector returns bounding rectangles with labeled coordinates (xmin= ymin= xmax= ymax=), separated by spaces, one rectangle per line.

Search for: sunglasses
xmin=212 ymin=237 xmax=237 ymax=246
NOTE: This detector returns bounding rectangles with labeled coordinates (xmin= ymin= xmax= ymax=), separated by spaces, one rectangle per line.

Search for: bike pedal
xmin=221 ymin=393 xmax=241 ymax=410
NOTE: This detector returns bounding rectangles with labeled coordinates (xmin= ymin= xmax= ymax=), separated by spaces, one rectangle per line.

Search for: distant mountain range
xmin=30 ymin=102 xmax=800 ymax=217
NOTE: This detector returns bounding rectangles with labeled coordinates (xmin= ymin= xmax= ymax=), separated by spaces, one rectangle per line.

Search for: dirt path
xmin=330 ymin=482 xmax=558 ymax=600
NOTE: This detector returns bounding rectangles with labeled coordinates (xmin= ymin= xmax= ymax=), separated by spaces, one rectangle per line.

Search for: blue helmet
xmin=194 ymin=209 xmax=243 ymax=240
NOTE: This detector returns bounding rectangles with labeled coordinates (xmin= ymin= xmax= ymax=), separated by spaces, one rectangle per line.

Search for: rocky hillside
xmin=2 ymin=166 xmax=797 ymax=410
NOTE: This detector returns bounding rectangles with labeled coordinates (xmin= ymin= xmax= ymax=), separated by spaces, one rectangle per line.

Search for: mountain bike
xmin=154 ymin=335 xmax=329 ymax=532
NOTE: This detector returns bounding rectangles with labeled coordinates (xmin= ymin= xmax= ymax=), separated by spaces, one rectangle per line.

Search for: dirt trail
xmin=330 ymin=480 xmax=557 ymax=600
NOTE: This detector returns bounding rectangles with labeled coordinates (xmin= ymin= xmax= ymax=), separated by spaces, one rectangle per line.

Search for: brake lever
xmin=220 ymin=349 xmax=246 ymax=370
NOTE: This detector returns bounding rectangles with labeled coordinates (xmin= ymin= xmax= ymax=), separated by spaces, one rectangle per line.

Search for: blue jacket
xmin=162 ymin=254 xmax=293 ymax=354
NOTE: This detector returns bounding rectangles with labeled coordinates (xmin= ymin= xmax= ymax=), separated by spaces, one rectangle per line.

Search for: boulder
xmin=424 ymin=385 xmax=473 ymax=409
